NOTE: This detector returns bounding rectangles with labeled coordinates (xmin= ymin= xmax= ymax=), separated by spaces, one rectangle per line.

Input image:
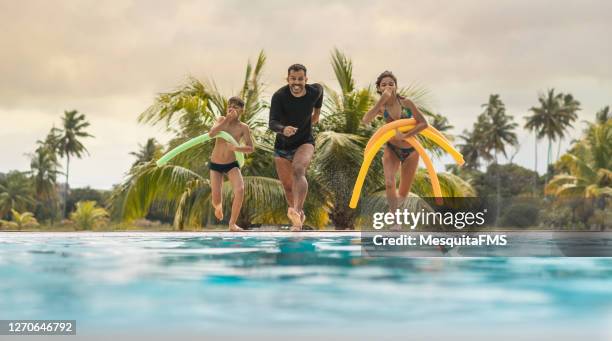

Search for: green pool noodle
xmin=156 ymin=131 xmax=245 ymax=167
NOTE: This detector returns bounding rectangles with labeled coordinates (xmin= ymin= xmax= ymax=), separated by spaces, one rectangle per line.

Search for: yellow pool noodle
xmin=349 ymin=125 xmax=463 ymax=208
xmin=365 ymin=119 xmax=452 ymax=152
xmin=405 ymin=136 xmax=443 ymax=205
xmin=365 ymin=120 xmax=463 ymax=165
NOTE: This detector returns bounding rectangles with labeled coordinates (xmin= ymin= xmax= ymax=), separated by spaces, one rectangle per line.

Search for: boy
xmin=208 ymin=96 xmax=254 ymax=231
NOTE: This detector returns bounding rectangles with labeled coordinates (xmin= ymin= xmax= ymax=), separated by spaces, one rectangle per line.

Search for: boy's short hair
xmin=287 ymin=64 xmax=307 ymax=75
xmin=228 ymin=96 xmax=245 ymax=109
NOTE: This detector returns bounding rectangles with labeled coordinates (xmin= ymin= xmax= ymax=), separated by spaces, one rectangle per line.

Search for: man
xmin=269 ymin=64 xmax=323 ymax=231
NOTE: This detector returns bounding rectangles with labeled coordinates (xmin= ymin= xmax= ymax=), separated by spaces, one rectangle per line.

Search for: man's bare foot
xmin=213 ymin=203 xmax=223 ymax=220
xmin=287 ymin=207 xmax=302 ymax=228
xmin=229 ymin=224 xmax=244 ymax=232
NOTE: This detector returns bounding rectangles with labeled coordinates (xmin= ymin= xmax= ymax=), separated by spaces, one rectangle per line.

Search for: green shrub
xmin=499 ymin=203 xmax=539 ymax=228
xmin=69 ymin=201 xmax=109 ymax=230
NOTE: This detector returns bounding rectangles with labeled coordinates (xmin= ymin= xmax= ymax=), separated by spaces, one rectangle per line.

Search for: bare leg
xmin=226 ymin=168 xmax=244 ymax=232
xmin=398 ymin=152 xmax=419 ymax=200
xmin=275 ymin=156 xmax=301 ymax=228
xmin=274 ymin=156 xmax=294 ymax=208
xmin=210 ymin=169 xmax=224 ymax=220
xmin=289 ymin=144 xmax=315 ymax=230
xmin=382 ymin=147 xmax=401 ymax=213
xmin=291 ymin=144 xmax=314 ymax=212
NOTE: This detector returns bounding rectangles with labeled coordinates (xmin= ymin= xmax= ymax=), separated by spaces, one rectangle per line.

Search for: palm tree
xmin=525 ymin=89 xmax=580 ymax=178
xmin=476 ymin=95 xmax=518 ymax=224
xmin=129 ymin=138 xmax=163 ymax=167
xmin=458 ymin=102 xmax=501 ymax=172
xmin=0 ymin=171 xmax=35 ymax=219
xmin=481 ymin=95 xmax=518 ymax=164
xmin=57 ymin=110 xmax=94 ymax=218
xmin=556 ymin=93 xmax=580 ymax=160
xmin=28 ymin=132 xmax=63 ymax=221
xmin=314 ymin=48 xmax=378 ymax=229
xmin=595 ymin=106 xmax=609 ymax=125
xmin=457 ymin=130 xmax=481 ymax=170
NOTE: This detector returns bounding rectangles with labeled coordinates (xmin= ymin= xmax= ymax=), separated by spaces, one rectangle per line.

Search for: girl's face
xmin=378 ymin=76 xmax=397 ymax=94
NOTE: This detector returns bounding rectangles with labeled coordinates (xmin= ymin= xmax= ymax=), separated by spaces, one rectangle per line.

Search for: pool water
xmin=0 ymin=232 xmax=611 ymax=339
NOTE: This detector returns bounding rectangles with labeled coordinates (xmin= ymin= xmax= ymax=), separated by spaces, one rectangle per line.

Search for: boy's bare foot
xmin=213 ymin=203 xmax=223 ymax=220
xmin=287 ymin=207 xmax=302 ymax=228
xmin=229 ymin=224 xmax=244 ymax=232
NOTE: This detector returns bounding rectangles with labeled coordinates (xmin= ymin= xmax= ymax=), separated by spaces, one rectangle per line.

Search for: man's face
xmin=287 ymin=70 xmax=307 ymax=96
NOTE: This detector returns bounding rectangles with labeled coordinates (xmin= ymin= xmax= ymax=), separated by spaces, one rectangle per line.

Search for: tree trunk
xmin=495 ymin=151 xmax=501 ymax=227
xmin=64 ymin=154 xmax=70 ymax=219
xmin=546 ymin=137 xmax=552 ymax=184
xmin=534 ymin=134 xmax=538 ymax=197
xmin=330 ymin=204 xmax=356 ymax=230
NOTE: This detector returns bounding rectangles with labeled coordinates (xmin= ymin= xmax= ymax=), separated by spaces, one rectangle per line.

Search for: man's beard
xmin=290 ymin=84 xmax=304 ymax=94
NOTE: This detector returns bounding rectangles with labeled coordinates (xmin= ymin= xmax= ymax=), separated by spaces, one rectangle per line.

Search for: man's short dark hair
xmin=228 ymin=96 xmax=245 ymax=108
xmin=288 ymin=64 xmax=307 ymax=75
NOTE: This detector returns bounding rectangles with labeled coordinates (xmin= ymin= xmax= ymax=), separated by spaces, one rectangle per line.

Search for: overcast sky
xmin=1 ymin=0 xmax=610 ymax=189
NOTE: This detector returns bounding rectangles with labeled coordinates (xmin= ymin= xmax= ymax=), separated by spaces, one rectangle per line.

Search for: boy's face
xmin=227 ymin=104 xmax=243 ymax=119
xmin=287 ymin=70 xmax=307 ymax=96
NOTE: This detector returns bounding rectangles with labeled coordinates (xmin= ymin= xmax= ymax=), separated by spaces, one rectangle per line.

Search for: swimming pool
xmin=0 ymin=232 xmax=611 ymax=340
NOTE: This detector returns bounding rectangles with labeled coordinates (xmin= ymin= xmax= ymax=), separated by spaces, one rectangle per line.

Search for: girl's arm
xmin=396 ymin=98 xmax=429 ymax=139
xmin=362 ymin=89 xmax=393 ymax=125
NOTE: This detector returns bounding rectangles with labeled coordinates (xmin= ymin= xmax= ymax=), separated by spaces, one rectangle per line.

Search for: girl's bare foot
xmin=287 ymin=207 xmax=302 ymax=228
xmin=229 ymin=224 xmax=244 ymax=232
xmin=213 ymin=203 xmax=223 ymax=220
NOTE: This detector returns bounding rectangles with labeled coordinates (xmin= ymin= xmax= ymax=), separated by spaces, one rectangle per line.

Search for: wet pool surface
xmin=0 ymin=232 xmax=611 ymax=338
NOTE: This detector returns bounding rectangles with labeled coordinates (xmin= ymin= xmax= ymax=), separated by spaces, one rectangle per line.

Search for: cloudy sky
xmin=1 ymin=0 xmax=610 ymax=189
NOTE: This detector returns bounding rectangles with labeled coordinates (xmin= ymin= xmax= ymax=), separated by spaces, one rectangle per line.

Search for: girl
xmin=361 ymin=71 xmax=429 ymax=213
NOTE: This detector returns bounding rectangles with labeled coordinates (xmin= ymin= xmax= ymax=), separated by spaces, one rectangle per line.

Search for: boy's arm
xmin=230 ymin=125 xmax=255 ymax=153
xmin=209 ymin=116 xmax=230 ymax=137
